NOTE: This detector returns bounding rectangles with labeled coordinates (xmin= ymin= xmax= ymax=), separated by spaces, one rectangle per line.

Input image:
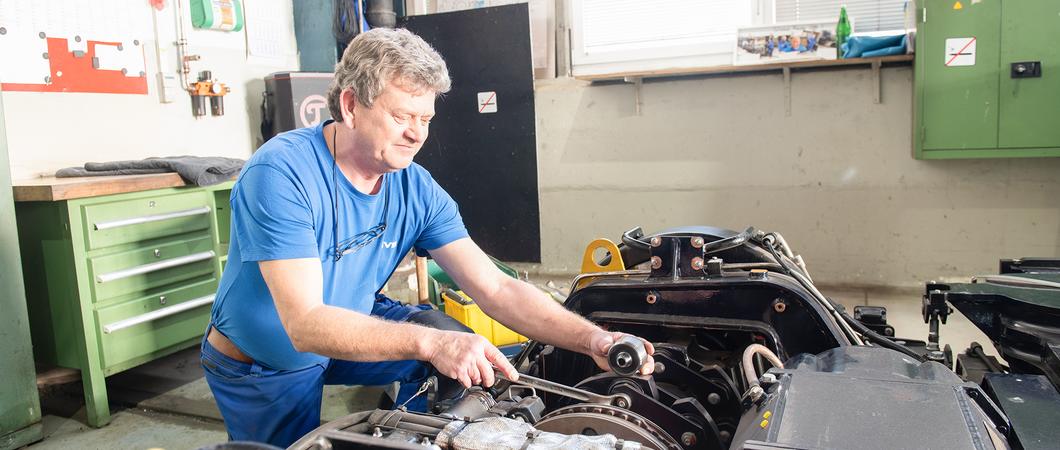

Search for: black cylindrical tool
xmin=608 ymin=335 xmax=648 ymax=376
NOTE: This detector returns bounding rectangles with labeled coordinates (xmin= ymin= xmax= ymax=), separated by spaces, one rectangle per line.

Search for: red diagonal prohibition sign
xmin=946 ymin=37 xmax=976 ymax=66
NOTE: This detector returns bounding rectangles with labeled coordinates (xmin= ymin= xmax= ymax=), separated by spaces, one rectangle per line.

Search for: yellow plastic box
xmin=441 ymin=289 xmax=527 ymax=346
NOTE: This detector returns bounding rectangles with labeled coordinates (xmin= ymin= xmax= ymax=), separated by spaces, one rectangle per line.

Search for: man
xmin=202 ymin=28 xmax=654 ymax=447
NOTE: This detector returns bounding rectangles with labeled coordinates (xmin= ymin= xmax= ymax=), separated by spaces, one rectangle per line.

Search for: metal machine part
xmin=729 ymin=346 xmax=1011 ymax=450
xmin=927 ymin=259 xmax=1060 ymax=390
xmin=609 ymin=335 xmax=648 ymax=376
xmin=189 ymin=70 xmax=230 ymax=117
xmin=290 ymin=226 xmax=1035 ymax=450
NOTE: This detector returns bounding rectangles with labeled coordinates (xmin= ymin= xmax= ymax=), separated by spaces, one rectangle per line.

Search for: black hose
xmin=838 ymin=308 xmax=926 ymax=361
xmin=333 ymin=0 xmax=363 ymax=46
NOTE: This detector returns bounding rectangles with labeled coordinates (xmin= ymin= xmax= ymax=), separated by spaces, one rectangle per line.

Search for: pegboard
xmin=0 ymin=0 xmax=150 ymax=94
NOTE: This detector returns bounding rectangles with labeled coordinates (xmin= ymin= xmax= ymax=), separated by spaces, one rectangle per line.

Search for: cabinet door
xmin=998 ymin=0 xmax=1060 ymax=148
xmin=920 ymin=0 xmax=1001 ymax=151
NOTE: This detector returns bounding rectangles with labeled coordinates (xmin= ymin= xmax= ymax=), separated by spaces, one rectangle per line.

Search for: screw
xmin=650 ymin=256 xmax=662 ymax=270
xmin=690 ymin=236 xmax=704 ymax=248
xmin=691 ymin=257 xmax=704 ymax=270
xmin=654 ymin=362 xmax=666 ymax=374
xmin=614 ymin=396 xmax=629 ymax=408
xmin=649 ymin=236 xmax=661 ymax=247
xmin=0 ymin=27 xmax=6 ymax=35
xmin=681 ymin=432 xmax=696 ymax=446
xmin=159 ymin=296 xmax=167 ymax=305
xmin=154 ymin=249 xmax=162 ymax=258
xmin=773 ymin=299 xmax=787 ymax=313
xmin=39 ymin=31 xmax=46 ymax=39
xmin=646 ymin=292 xmax=657 ymax=304
xmin=42 ymin=52 xmax=48 ymax=59
xmin=707 ymin=393 xmax=721 ymax=405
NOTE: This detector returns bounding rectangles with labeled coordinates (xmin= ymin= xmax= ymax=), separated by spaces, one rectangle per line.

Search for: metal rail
xmin=95 ymin=250 xmax=215 ymax=283
xmin=102 ymin=294 xmax=214 ymax=334
xmin=93 ymin=205 xmax=211 ymax=230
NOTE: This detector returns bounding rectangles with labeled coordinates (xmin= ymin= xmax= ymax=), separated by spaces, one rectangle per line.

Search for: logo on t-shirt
xmin=382 ymin=241 xmax=397 ymax=249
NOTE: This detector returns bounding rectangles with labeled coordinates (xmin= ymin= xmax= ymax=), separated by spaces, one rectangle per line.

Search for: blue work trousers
xmin=201 ymin=297 xmax=436 ymax=448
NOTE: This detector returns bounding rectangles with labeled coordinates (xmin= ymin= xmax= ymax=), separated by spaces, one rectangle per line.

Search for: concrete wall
xmin=533 ymin=65 xmax=1060 ymax=288
xmin=3 ymin=2 xmax=299 ymax=181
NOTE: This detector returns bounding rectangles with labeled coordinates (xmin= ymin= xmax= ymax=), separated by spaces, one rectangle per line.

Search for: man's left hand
xmin=587 ymin=330 xmax=655 ymax=375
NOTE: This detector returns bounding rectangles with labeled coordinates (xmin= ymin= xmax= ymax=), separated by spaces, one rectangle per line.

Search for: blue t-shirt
xmin=210 ymin=121 xmax=468 ymax=371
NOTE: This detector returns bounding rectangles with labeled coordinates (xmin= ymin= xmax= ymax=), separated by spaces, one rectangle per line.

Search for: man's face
xmin=347 ymin=80 xmax=436 ymax=173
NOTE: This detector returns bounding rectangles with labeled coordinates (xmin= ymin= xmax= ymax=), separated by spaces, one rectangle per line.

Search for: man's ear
xmin=339 ymin=89 xmax=359 ymax=128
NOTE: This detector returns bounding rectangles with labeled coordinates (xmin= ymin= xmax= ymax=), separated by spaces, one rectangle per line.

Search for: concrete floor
xmin=22 ymin=284 xmax=1000 ymax=450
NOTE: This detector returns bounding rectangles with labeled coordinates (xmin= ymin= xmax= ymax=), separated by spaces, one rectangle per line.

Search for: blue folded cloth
xmin=842 ymin=33 xmax=909 ymax=59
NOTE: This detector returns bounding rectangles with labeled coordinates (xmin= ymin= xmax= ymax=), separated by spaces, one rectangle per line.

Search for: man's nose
xmin=404 ymin=122 xmax=427 ymax=143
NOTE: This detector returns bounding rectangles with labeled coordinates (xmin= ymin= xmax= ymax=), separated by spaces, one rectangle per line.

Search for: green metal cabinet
xmin=16 ymin=182 xmax=232 ymax=428
xmin=0 ymin=93 xmax=43 ymax=449
xmin=915 ymin=0 xmax=1060 ymax=159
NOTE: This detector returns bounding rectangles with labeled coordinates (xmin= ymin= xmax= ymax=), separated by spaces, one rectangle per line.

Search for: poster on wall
xmin=0 ymin=0 xmax=150 ymax=94
xmin=734 ymin=22 xmax=838 ymax=66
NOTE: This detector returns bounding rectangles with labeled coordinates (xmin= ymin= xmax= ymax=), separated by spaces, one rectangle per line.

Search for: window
xmin=569 ymin=0 xmax=912 ymax=77
xmin=570 ymin=0 xmax=760 ymax=77
xmin=775 ymin=0 xmax=910 ymax=33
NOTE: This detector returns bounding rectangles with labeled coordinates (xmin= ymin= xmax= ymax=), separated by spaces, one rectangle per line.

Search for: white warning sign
xmin=477 ymin=91 xmax=497 ymax=114
xmin=945 ymin=37 xmax=976 ymax=66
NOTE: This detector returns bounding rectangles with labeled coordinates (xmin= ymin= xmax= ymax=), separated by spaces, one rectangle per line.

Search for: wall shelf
xmin=574 ymin=54 xmax=914 ymax=83
xmin=577 ymin=55 xmax=913 ymax=116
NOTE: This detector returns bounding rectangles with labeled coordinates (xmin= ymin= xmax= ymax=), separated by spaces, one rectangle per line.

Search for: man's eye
xmin=421 ymin=118 xmax=431 ymax=126
xmin=393 ymin=115 xmax=410 ymax=123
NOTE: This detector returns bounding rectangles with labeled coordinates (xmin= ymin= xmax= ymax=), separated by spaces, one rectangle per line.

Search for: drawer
xmin=82 ymin=191 xmax=213 ymax=250
xmin=89 ymin=236 xmax=216 ymax=302
xmin=96 ymin=279 xmax=216 ymax=370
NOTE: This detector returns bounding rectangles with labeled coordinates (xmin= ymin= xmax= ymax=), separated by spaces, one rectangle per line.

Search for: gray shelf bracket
xmin=872 ymin=59 xmax=882 ymax=104
xmin=783 ymin=67 xmax=792 ymax=116
xmin=624 ymin=76 xmax=643 ymax=115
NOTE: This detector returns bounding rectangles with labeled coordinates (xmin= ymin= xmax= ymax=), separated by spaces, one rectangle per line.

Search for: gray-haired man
xmin=201 ymin=28 xmax=654 ymax=447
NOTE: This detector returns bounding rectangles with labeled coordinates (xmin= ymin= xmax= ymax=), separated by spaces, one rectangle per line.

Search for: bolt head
xmin=646 ymin=293 xmax=657 ymax=304
xmin=681 ymin=432 xmax=697 ymax=446
xmin=650 ymin=256 xmax=662 ymax=269
xmin=691 ymin=257 xmax=704 ymax=270
xmin=649 ymin=236 xmax=661 ymax=247
xmin=690 ymin=236 xmax=704 ymax=248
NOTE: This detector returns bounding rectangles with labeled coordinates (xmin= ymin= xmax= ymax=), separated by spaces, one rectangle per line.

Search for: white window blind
xmin=571 ymin=0 xmax=754 ymax=74
xmin=774 ymin=0 xmax=909 ymax=32
xmin=581 ymin=0 xmax=752 ymax=54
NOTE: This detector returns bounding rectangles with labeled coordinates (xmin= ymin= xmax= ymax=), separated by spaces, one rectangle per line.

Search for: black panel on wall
xmin=400 ymin=4 xmax=541 ymax=263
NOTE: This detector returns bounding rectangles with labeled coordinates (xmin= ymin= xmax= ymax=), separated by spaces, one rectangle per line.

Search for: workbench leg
xmin=74 ymin=294 xmax=110 ymax=427
xmin=81 ymin=363 xmax=111 ymax=427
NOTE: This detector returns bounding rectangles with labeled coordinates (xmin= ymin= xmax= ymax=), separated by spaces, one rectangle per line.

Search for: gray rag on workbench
xmin=56 ymin=156 xmax=245 ymax=186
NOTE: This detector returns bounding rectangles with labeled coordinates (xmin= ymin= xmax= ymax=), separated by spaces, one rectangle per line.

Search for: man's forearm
xmin=475 ymin=278 xmax=601 ymax=355
xmin=287 ymin=304 xmax=435 ymax=362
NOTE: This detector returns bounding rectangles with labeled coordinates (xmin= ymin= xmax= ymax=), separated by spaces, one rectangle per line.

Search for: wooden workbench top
xmin=13 ymin=173 xmax=194 ymax=202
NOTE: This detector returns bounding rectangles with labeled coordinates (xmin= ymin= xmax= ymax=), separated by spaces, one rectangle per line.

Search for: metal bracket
xmin=782 ymin=67 xmax=791 ymax=116
xmin=872 ymin=59 xmax=882 ymax=104
xmin=624 ymin=76 xmax=643 ymax=115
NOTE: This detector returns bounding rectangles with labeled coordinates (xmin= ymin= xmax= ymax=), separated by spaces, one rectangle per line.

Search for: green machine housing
xmin=915 ymin=0 xmax=1060 ymax=159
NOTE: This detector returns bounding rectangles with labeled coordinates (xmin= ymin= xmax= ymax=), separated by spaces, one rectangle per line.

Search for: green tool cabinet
xmin=915 ymin=0 xmax=1060 ymax=159
xmin=15 ymin=178 xmax=232 ymax=427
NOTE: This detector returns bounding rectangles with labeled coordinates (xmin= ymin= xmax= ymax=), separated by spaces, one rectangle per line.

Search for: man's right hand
xmin=423 ymin=329 xmax=518 ymax=388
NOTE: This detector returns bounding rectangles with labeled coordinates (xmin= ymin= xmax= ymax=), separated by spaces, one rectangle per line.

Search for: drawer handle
xmin=102 ymin=294 xmax=215 ymax=334
xmin=93 ymin=206 xmax=211 ymax=231
xmin=96 ymin=250 xmax=216 ymax=283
